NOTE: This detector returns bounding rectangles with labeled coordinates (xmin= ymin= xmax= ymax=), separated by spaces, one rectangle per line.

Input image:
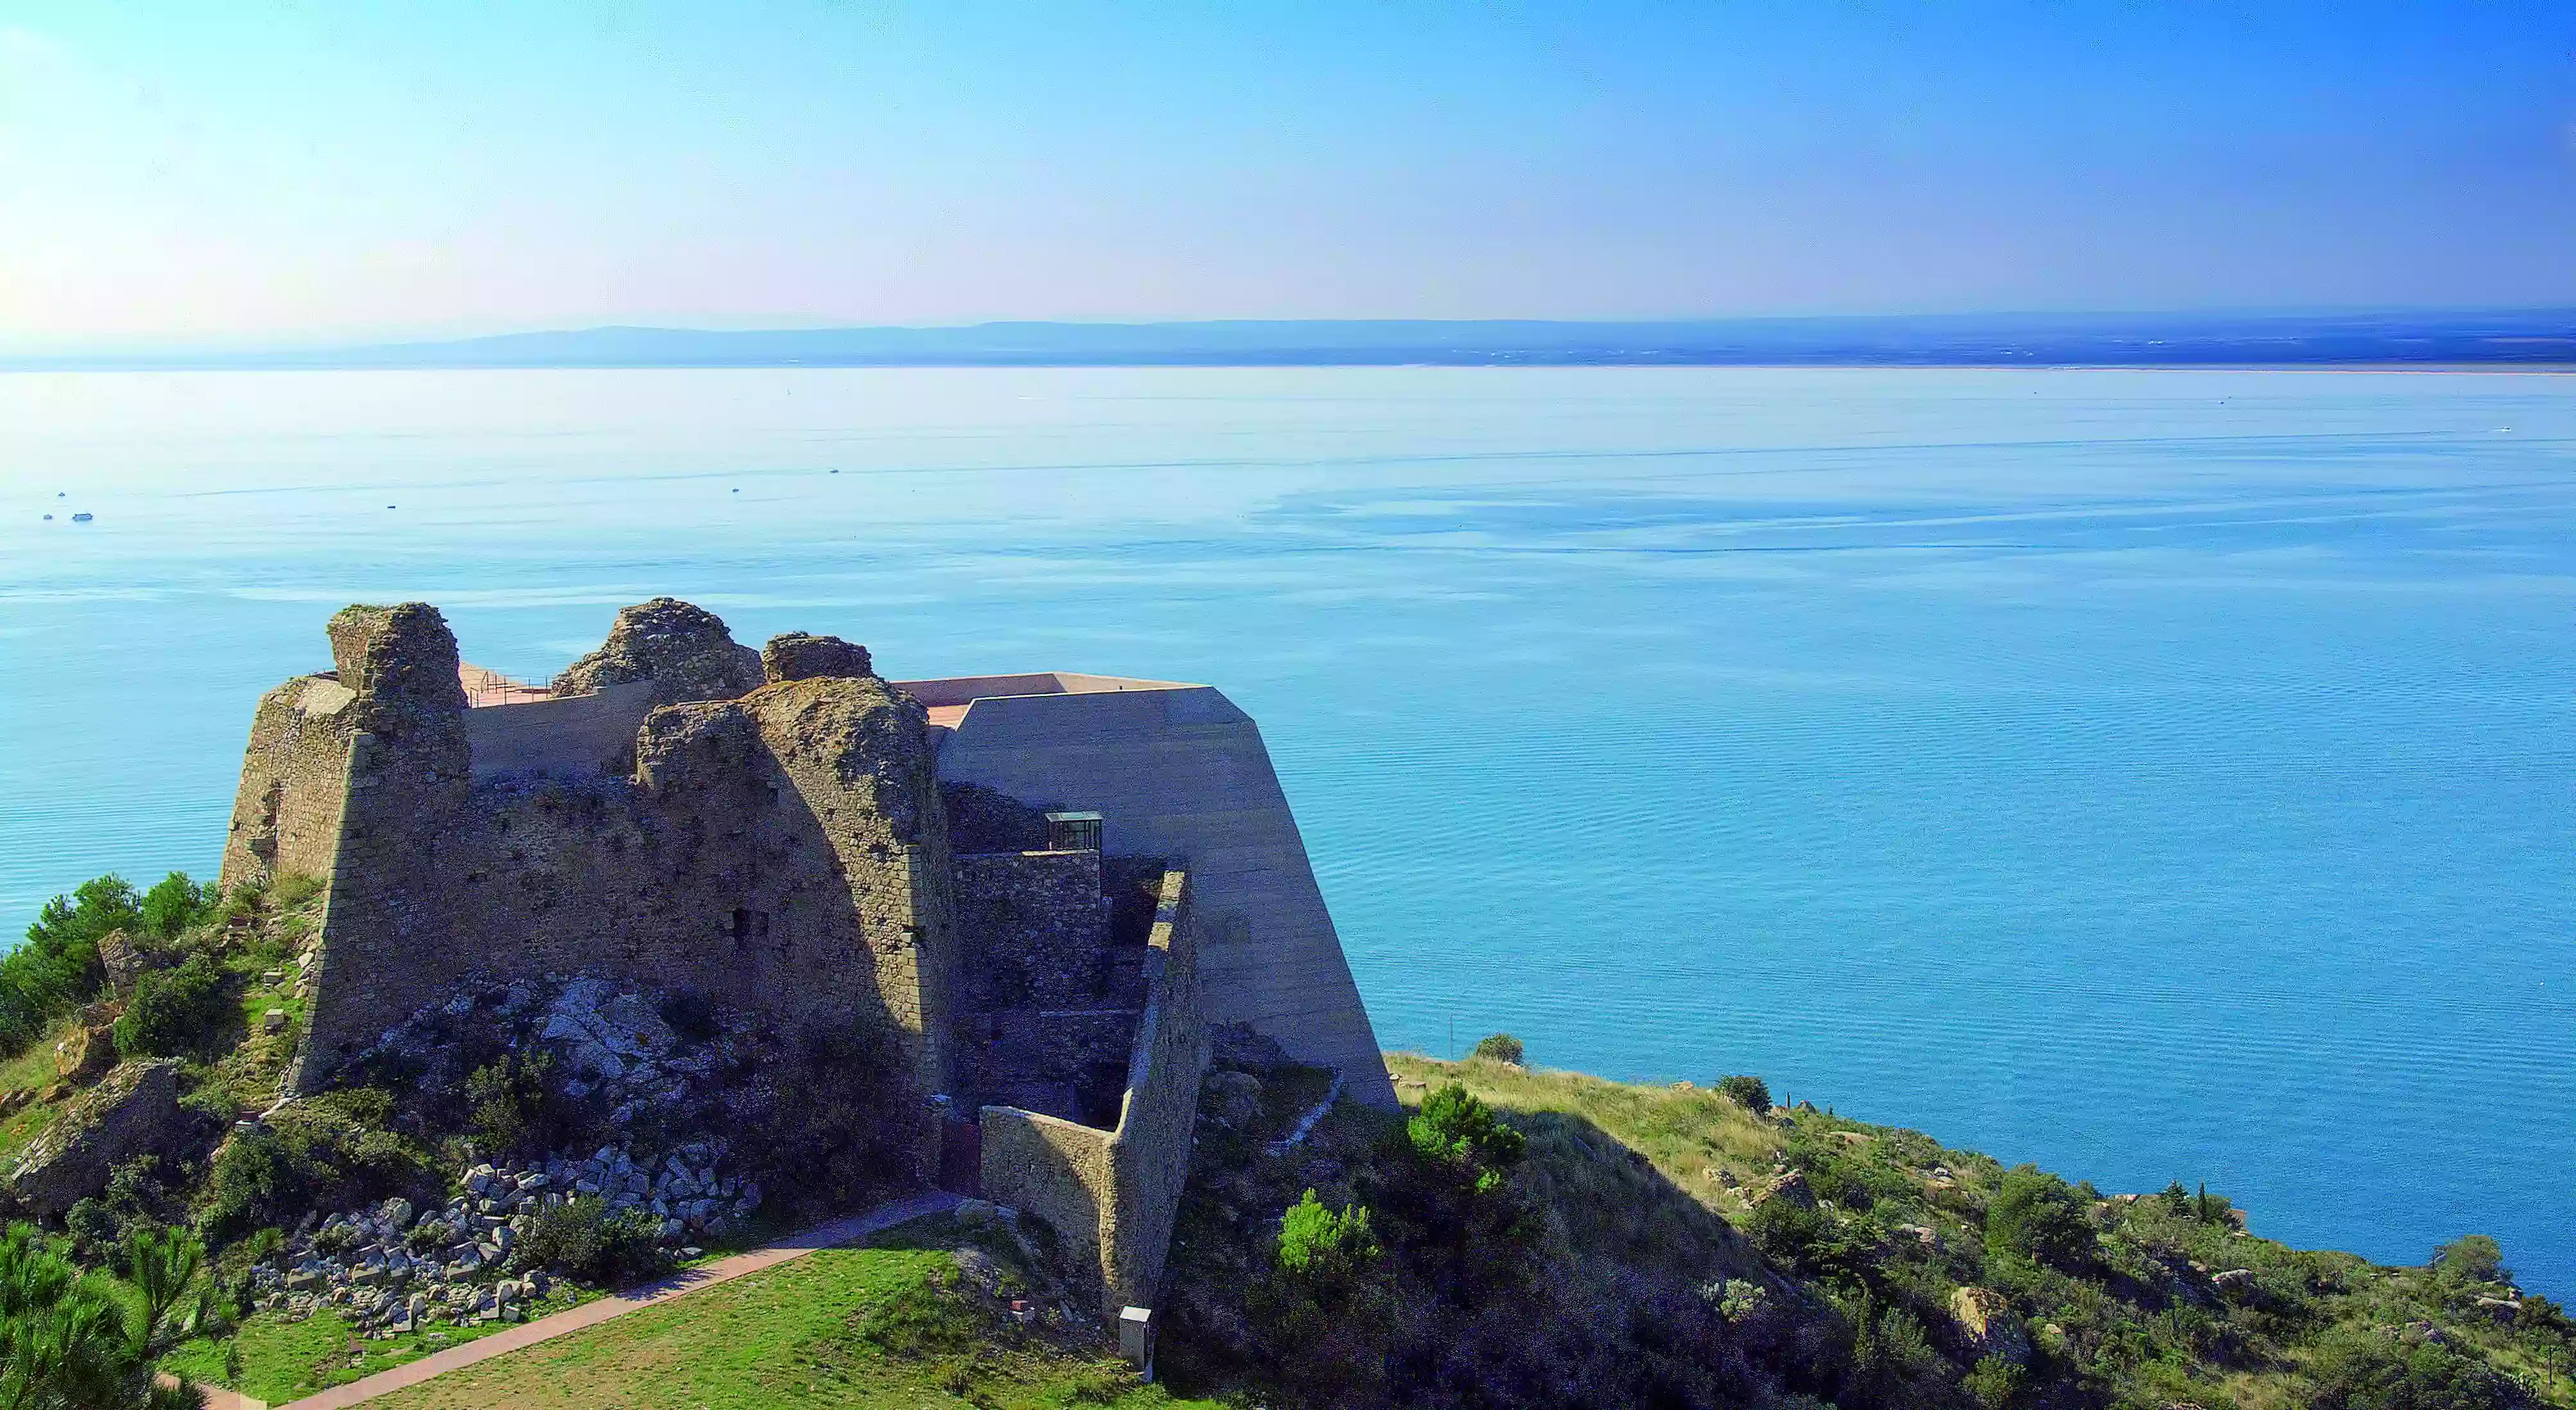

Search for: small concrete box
xmin=1118 ymin=1305 xmax=1154 ymax=1377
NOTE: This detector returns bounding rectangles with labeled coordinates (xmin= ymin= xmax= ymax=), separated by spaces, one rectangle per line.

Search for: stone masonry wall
xmin=953 ymin=849 xmax=1144 ymax=1125
xmin=218 ymin=675 xmax=361 ymax=894
xmin=981 ymin=868 xmax=1207 ymax=1317
xmin=286 ymin=609 xmax=961 ymax=1118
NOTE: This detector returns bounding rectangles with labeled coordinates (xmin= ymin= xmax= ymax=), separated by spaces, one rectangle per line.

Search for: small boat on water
xmin=69 ymin=512 xmax=93 ymax=523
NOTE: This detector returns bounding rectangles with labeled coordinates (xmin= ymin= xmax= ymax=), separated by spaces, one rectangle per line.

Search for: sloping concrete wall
xmin=459 ymin=680 xmax=657 ymax=781
xmin=933 ymin=685 xmax=1394 ymax=1108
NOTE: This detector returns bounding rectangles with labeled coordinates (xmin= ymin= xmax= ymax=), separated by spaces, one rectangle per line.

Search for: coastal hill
xmin=0 ymin=866 xmax=2564 ymax=1407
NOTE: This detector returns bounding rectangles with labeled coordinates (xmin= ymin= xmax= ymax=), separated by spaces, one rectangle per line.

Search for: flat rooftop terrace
xmin=891 ymin=672 xmax=1203 ymax=730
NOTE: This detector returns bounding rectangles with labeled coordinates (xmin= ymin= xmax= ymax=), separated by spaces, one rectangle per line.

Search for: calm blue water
xmin=2 ymin=367 xmax=2569 ymax=1294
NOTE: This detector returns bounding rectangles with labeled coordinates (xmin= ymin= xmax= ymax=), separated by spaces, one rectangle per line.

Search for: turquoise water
xmin=2 ymin=367 xmax=2570 ymax=1294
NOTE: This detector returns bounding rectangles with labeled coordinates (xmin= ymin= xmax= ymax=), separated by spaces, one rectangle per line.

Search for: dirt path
xmin=269 ymin=1190 xmax=960 ymax=1410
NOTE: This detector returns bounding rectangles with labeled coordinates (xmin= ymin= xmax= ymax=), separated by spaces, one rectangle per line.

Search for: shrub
xmin=512 ymin=1195 xmax=668 ymax=1285
xmin=114 ymin=955 xmax=234 ymax=1060
xmin=2431 ymin=1234 xmax=2508 ymax=1286
xmin=1276 ymin=1189 xmax=1380 ymax=1289
xmin=0 ymin=874 xmax=137 ymax=1054
xmin=2308 ymin=1326 xmax=2512 ymax=1410
xmin=659 ymin=989 xmax=720 ymax=1044
xmin=138 ymin=872 xmax=213 ymax=942
xmin=1963 ymin=1354 xmax=2028 ymax=1409
xmin=1469 ymin=1032 xmax=1524 ymax=1065
xmin=1716 ymin=1074 xmax=1772 ymax=1113
xmin=1407 ymin=1084 xmax=1526 ymax=1194
xmin=1986 ymin=1164 xmax=2096 ymax=1271
xmin=196 ymin=1101 xmax=434 ymax=1248
xmin=464 ymin=1050 xmax=558 ymax=1156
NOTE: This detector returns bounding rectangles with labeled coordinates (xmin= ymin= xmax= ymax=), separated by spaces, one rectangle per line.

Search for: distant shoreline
xmin=6 ymin=311 xmax=2568 ymax=374
xmin=4 ymin=360 xmax=2571 ymax=375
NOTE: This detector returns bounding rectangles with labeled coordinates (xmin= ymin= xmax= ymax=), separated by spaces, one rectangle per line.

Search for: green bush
xmin=1469 ymin=1032 xmax=1524 ymax=1065
xmin=2430 ymin=1234 xmax=2508 ymax=1287
xmin=114 ymin=954 xmax=235 ymax=1061
xmin=1716 ymin=1074 xmax=1772 ymax=1113
xmin=196 ymin=1099 xmax=433 ymax=1248
xmin=1963 ymin=1354 xmax=2028 ymax=1409
xmin=1276 ymin=1188 xmax=1380 ymax=1287
xmin=2307 ymin=1326 xmax=2512 ymax=1410
xmin=1985 ymin=1163 xmax=2096 ymax=1271
xmin=512 ymin=1195 xmax=669 ymax=1285
xmin=464 ymin=1050 xmax=559 ymax=1156
xmin=0 ymin=874 xmax=137 ymax=1055
xmin=1407 ymin=1084 xmax=1526 ymax=1195
xmin=138 ymin=872 xmax=213 ymax=942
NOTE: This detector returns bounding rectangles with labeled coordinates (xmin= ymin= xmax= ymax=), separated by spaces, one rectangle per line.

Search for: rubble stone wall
xmin=953 ymin=851 xmax=1112 ymax=1010
xmin=981 ymin=868 xmax=1207 ymax=1317
xmin=218 ymin=675 xmax=361 ymax=894
xmin=283 ymin=605 xmax=960 ymax=1111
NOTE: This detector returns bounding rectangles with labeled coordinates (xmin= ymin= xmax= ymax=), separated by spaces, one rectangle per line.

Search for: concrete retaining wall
xmin=459 ymin=680 xmax=657 ymax=781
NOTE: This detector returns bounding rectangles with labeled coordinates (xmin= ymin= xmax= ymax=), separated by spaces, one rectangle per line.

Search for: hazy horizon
xmin=5 ymin=2 xmax=2573 ymax=351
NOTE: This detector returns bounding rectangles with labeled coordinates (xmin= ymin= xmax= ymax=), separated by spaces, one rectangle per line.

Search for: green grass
xmin=356 ymin=1244 xmax=1210 ymax=1410
xmin=0 ymin=1011 xmax=84 ymax=1167
xmin=159 ymin=1288 xmax=591 ymax=1404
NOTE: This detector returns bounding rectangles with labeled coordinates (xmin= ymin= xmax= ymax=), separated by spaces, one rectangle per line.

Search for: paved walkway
xmin=270 ymin=1190 xmax=959 ymax=1410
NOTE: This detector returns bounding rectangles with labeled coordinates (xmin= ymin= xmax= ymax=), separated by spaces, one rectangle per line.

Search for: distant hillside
xmin=12 ymin=310 xmax=2575 ymax=370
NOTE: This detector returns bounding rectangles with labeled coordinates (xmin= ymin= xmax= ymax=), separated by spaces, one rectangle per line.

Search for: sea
xmin=1 ymin=366 xmax=2568 ymax=1296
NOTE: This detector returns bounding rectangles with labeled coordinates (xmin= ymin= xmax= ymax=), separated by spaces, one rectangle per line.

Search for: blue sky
xmin=1 ymin=1 xmax=2570 ymax=347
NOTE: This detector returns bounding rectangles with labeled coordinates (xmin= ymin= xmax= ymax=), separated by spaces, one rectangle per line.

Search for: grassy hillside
xmin=361 ymin=1215 xmax=1204 ymax=1410
xmin=1157 ymin=1048 xmax=2574 ymax=1410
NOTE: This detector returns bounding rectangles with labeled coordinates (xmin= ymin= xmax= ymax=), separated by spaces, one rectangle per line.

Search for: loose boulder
xmin=1950 ymin=1285 xmax=2030 ymax=1363
xmin=8 ymin=1059 xmax=195 ymax=1216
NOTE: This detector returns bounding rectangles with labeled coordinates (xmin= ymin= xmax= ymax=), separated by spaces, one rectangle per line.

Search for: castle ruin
xmin=216 ymin=598 xmax=1389 ymax=1314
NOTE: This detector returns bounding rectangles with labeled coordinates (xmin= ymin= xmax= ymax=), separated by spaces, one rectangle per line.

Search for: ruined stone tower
xmin=220 ymin=597 xmax=1392 ymax=1312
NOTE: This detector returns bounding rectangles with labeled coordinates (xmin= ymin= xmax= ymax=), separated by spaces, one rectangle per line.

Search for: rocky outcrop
xmin=761 ymin=632 xmax=874 ymax=684
xmin=8 ymin=1059 xmax=193 ymax=1216
xmin=551 ymin=598 xmax=763 ymax=706
xmin=1950 ymin=1285 xmax=2030 ymax=1363
xmin=1750 ymin=1169 xmax=1816 ymax=1210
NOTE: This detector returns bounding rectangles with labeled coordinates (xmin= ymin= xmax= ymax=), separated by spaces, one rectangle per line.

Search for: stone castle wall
xmin=283 ymin=605 xmax=961 ymax=1111
xmin=982 ymin=867 xmax=1208 ymax=1316
xmin=218 ymin=675 xmax=362 ymax=892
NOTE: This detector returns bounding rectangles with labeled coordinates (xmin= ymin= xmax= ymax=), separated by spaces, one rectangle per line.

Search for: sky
xmin=1 ymin=1 xmax=2572 ymax=349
